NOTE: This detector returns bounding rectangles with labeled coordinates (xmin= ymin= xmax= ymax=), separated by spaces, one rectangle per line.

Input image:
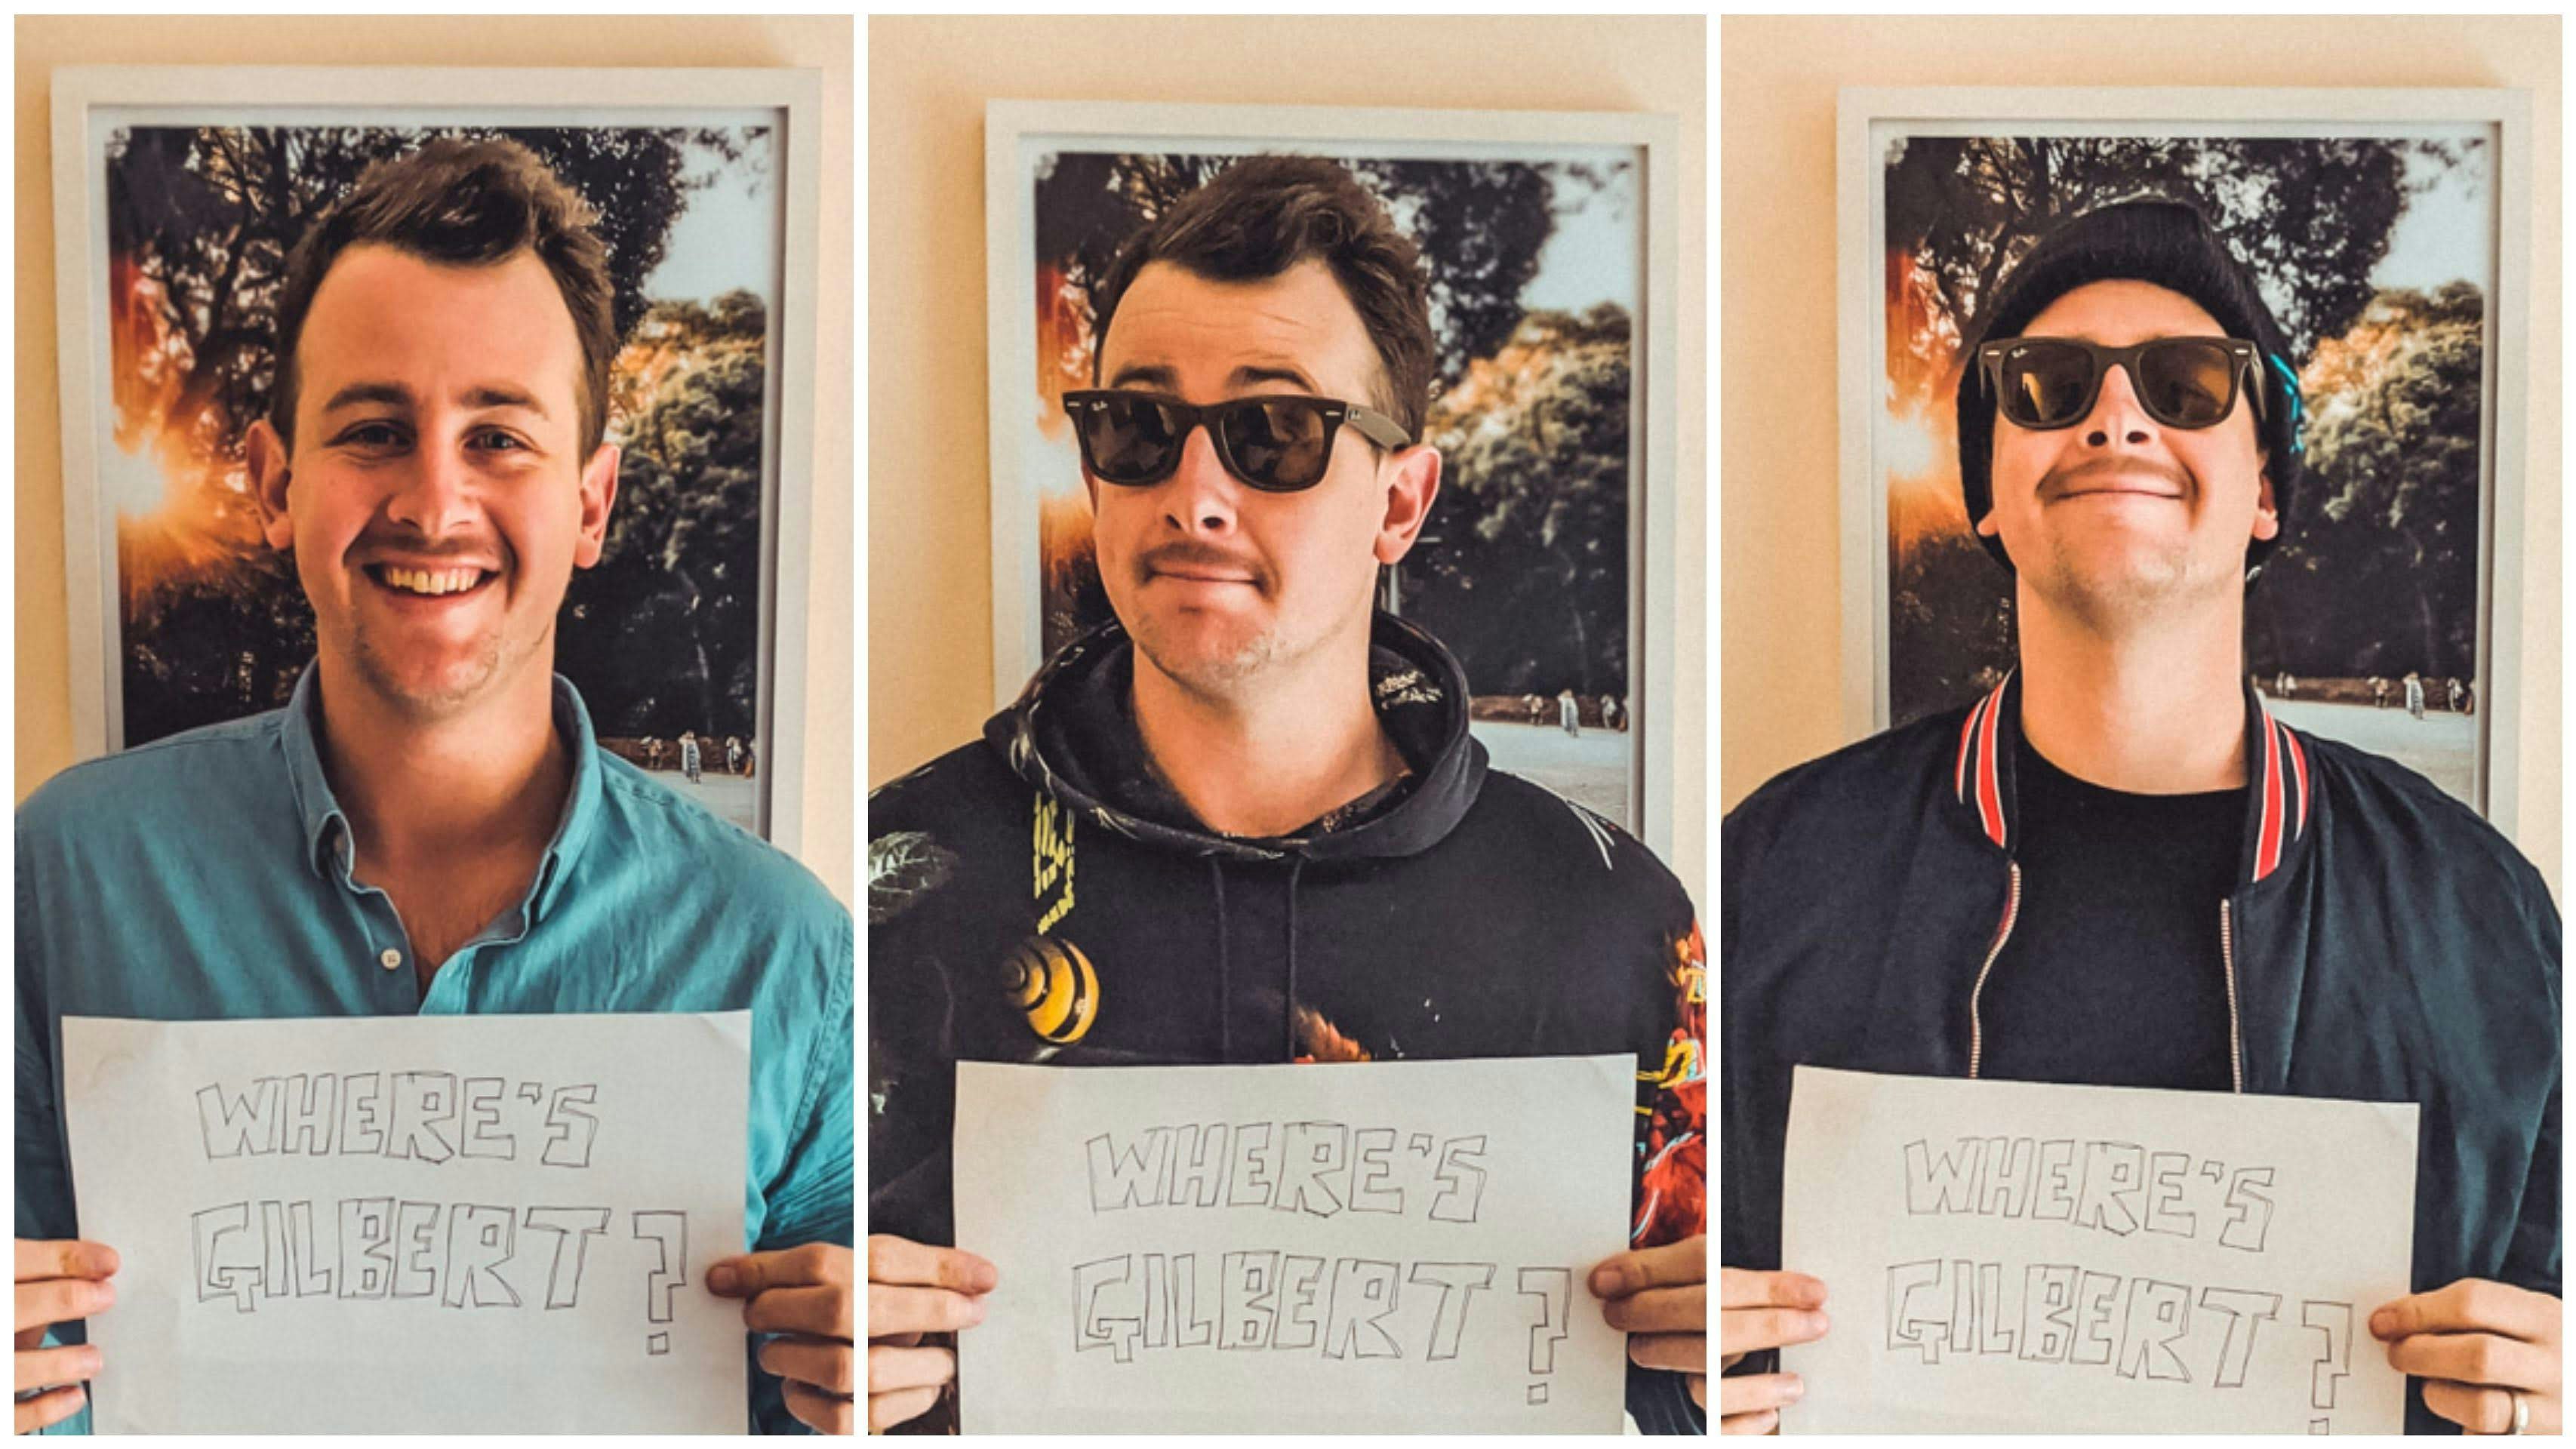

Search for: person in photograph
xmin=866 ymin=155 xmax=1707 ymax=1434
xmin=1718 ymin=199 xmax=2559 ymax=1435
xmin=14 ymin=138 xmax=854 ymax=1435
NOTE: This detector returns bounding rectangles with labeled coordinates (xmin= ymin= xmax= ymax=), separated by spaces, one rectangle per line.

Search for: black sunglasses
xmin=1976 ymin=336 xmax=2270 ymax=433
xmin=1060 ymin=389 xmax=1412 ymax=493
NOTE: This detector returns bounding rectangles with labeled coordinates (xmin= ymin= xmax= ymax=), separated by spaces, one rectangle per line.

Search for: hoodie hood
xmin=983 ymin=609 xmax=1488 ymax=865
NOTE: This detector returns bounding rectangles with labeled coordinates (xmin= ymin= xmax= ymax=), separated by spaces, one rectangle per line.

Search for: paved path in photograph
xmin=2267 ymin=699 xmax=2479 ymax=808
xmin=1474 ymin=721 xmax=1633 ymax=829
xmin=632 ymin=768 xmax=762 ymax=838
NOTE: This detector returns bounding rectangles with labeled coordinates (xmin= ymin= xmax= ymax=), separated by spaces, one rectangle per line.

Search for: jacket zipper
xmin=1966 ymin=861 xmax=2022 ymax=1078
xmin=2220 ymin=898 xmax=2245 ymax=1094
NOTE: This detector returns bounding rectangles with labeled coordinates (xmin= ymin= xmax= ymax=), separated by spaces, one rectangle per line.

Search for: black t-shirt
xmin=1975 ymin=735 xmax=2242 ymax=1091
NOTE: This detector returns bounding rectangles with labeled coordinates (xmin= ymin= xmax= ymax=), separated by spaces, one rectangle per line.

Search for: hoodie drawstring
xmin=1208 ymin=858 xmax=1232 ymax=1062
xmin=1282 ymin=856 xmax=1308 ymax=1060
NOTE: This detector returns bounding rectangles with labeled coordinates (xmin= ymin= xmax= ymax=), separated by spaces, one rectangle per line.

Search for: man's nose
xmin=1160 ymin=424 xmax=1240 ymax=534
xmin=2082 ymin=362 xmax=2160 ymax=448
xmin=381 ymin=436 xmax=481 ymax=537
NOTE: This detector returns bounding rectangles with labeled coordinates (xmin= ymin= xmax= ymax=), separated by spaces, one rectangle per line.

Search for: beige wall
xmin=1722 ymin=16 xmax=2564 ymax=895
xmin=14 ymin=16 xmax=855 ymax=906
xmin=869 ymin=15 xmax=1710 ymax=900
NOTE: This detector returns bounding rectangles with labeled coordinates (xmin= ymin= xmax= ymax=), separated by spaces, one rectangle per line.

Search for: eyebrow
xmin=1106 ymin=361 xmax=1323 ymax=394
xmin=320 ymin=381 xmax=552 ymax=418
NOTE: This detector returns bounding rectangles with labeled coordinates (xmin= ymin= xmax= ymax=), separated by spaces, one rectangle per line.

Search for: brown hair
xmin=1089 ymin=155 xmax=1437 ymax=441
xmin=269 ymin=137 xmax=617 ymax=456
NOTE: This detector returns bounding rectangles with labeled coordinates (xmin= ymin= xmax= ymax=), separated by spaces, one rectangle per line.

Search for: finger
xmin=1591 ymin=1235 xmax=1707 ymax=1297
xmin=864 ymin=1343 xmax=956 ymax=1395
xmin=1688 ymin=1373 xmax=1707 ymax=1410
xmin=866 ymin=1384 xmax=940 ymax=1434
xmin=1719 ymin=1407 xmax=1778 ymax=1436
xmin=1722 ymin=1305 xmax=1830 ymax=1356
xmin=12 ymin=1384 xmax=85 ymax=1435
xmin=761 ymin=1334 xmax=857 ymax=1396
xmin=14 ymin=1277 xmax=114 ymax=1335
xmin=743 ymin=1282 xmax=856 ymax=1339
xmin=713 ymin=1241 xmax=854 ymax=1299
xmin=785 ymin=1378 xmax=856 ymax=1435
xmin=2387 ymin=1331 xmax=2558 ymax=1389
xmin=1627 ymin=1331 xmax=1710 ymax=1374
xmin=14 ymin=1341 xmax=103 ymax=1394
xmin=2422 ymin=1379 xmax=2522 ymax=1435
xmin=1718 ymin=1371 xmax=1803 ymax=1418
xmin=11 ymin=1241 xmax=116 ymax=1284
xmin=2373 ymin=1278 xmax=2554 ymax=1343
xmin=872 ymin=1331 xmax=925 ymax=1350
xmin=866 ymin=1282 xmax=984 ymax=1338
xmin=1719 ymin=1266 xmax=1827 ymax=1311
xmin=1604 ymin=1283 xmax=1707 ymax=1334
xmin=866 ymin=1235 xmax=998 ymax=1294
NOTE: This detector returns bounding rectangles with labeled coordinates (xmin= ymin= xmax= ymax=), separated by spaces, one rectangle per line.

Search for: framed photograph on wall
xmin=49 ymin=66 xmax=822 ymax=850
xmin=983 ymin=100 xmax=1683 ymax=855
xmin=1836 ymin=87 xmax=2532 ymax=832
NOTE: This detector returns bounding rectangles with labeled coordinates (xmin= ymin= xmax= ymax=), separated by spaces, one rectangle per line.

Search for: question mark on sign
xmin=2302 ymin=1300 xmax=2351 ymax=1426
xmin=632 ymin=1211 xmax=688 ymax=1355
xmin=1517 ymin=1266 xmax=1572 ymax=1406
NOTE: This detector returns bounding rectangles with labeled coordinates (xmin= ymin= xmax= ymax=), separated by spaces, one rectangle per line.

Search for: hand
xmin=14 ymin=1239 xmax=116 ymax=1435
xmin=709 ymin=1242 xmax=855 ymax=1435
xmin=2372 ymin=1278 xmax=2562 ymax=1434
xmin=1716 ymin=1266 xmax=1828 ymax=1435
xmin=861 ymin=1235 xmax=995 ymax=1434
xmin=1591 ymin=1235 xmax=1708 ymax=1414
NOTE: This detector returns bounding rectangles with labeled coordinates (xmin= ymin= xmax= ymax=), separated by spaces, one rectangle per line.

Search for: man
xmin=1719 ymin=201 xmax=2560 ymax=1435
xmin=867 ymin=155 xmax=1708 ymax=1434
xmin=14 ymin=140 xmax=855 ymax=1435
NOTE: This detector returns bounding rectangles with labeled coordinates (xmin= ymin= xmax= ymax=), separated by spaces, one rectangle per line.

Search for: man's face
xmin=1086 ymin=257 xmax=1439 ymax=697
xmin=250 ymin=244 xmax=617 ymax=720
xmin=1979 ymin=279 xmax=2277 ymax=625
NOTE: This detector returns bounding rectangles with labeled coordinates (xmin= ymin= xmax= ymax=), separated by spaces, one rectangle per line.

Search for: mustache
xmin=1136 ymin=542 xmax=1269 ymax=588
xmin=2042 ymin=456 xmax=2192 ymax=498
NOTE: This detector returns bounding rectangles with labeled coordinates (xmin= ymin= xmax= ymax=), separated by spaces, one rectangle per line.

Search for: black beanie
xmin=1955 ymin=198 xmax=2305 ymax=578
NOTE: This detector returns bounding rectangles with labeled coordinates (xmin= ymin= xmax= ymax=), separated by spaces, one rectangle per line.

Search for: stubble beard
xmin=344 ymin=608 xmax=529 ymax=721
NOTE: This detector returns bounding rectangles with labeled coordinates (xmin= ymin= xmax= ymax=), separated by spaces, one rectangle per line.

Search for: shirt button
xmin=379 ymin=949 xmax=403 ymax=971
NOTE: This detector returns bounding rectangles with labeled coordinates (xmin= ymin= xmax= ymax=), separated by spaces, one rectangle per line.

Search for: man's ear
xmin=571 ymin=443 xmax=622 ymax=568
xmin=1371 ymin=445 xmax=1442 ymax=565
xmin=2251 ymin=469 xmax=2280 ymax=543
xmin=245 ymin=419 xmax=296 ymax=552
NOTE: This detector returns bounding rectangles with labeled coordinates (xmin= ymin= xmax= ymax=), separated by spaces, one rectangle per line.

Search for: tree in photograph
xmin=559 ymin=290 xmax=769 ymax=739
xmin=2249 ymin=282 xmax=2483 ymax=681
xmin=1406 ymin=303 xmax=1631 ymax=698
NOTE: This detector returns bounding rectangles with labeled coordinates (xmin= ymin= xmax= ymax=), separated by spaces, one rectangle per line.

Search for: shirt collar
xmin=279 ymin=663 xmax=607 ymax=918
xmin=1950 ymin=669 xmax=2314 ymax=888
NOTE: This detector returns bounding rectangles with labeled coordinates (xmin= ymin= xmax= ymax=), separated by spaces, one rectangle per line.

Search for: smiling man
xmin=1718 ymin=200 xmax=2560 ymax=1435
xmin=866 ymin=155 xmax=1708 ymax=1433
xmin=14 ymin=140 xmax=854 ymax=1435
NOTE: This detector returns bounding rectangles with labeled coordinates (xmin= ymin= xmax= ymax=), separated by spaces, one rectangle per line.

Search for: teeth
xmin=379 ymin=567 xmax=483 ymax=596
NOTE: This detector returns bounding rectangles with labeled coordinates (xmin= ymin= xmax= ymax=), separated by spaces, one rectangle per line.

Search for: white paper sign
xmin=1780 ymin=1066 xmax=2418 ymax=1435
xmin=952 ymin=1055 xmax=1636 ymax=1434
xmin=62 ymin=1012 xmax=752 ymax=1434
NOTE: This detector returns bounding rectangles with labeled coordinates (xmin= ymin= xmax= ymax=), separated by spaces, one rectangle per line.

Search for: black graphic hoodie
xmin=869 ymin=612 xmax=1708 ymax=1434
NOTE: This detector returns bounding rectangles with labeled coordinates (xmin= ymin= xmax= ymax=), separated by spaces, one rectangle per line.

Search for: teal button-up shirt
xmin=15 ymin=666 xmax=853 ymax=1434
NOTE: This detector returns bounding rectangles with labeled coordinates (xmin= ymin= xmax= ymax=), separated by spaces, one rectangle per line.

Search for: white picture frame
xmin=1836 ymin=86 xmax=2531 ymax=836
xmin=49 ymin=65 xmax=823 ymax=854
xmin=982 ymin=100 xmax=1683 ymax=857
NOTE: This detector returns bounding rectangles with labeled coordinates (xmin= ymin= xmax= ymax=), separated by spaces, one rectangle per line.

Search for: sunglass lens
xmin=2137 ymin=341 xmax=2238 ymax=426
xmin=1220 ymin=398 xmax=1331 ymax=490
xmin=2000 ymin=343 xmax=2096 ymax=428
xmin=1081 ymin=395 xmax=1184 ymax=483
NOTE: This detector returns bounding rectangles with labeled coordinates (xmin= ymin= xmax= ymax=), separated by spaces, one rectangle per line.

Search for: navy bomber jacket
xmin=1722 ymin=672 xmax=2561 ymax=1435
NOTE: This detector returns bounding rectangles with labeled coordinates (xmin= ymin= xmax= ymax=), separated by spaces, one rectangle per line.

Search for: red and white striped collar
xmin=1950 ymin=671 xmax=2314 ymax=886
